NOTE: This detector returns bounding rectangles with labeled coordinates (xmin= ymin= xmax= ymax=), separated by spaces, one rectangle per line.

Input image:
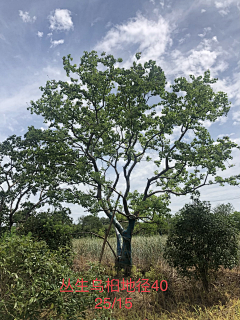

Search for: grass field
xmin=72 ymin=235 xmax=240 ymax=320
xmin=73 ymin=235 xmax=166 ymax=268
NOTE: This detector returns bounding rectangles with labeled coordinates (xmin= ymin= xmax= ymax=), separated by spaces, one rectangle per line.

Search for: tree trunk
xmin=9 ymin=213 xmax=14 ymax=232
xmin=115 ymin=218 xmax=136 ymax=276
xmin=104 ymin=208 xmax=136 ymax=276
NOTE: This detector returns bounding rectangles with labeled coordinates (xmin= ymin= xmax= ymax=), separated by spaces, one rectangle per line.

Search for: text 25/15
xmin=95 ymin=297 xmax=132 ymax=309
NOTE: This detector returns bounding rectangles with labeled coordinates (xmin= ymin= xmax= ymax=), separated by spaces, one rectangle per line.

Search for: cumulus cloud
xmin=201 ymin=9 xmax=206 ymax=12
xmin=48 ymin=9 xmax=74 ymax=31
xmin=95 ymin=12 xmax=173 ymax=63
xmin=19 ymin=10 xmax=36 ymax=23
xmin=50 ymin=39 xmax=64 ymax=48
xmin=166 ymin=37 xmax=229 ymax=78
xmin=170 ymin=47 xmax=218 ymax=76
xmin=37 ymin=31 xmax=43 ymax=38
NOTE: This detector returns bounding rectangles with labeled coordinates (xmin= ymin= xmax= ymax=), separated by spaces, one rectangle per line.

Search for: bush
xmin=0 ymin=233 xmax=107 ymax=319
xmin=231 ymin=210 xmax=240 ymax=232
xmin=164 ymin=199 xmax=239 ymax=291
xmin=16 ymin=209 xmax=73 ymax=251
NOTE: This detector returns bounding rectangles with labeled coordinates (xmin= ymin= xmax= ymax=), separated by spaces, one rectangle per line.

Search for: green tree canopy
xmin=212 ymin=202 xmax=235 ymax=216
xmin=0 ymin=135 xmax=75 ymax=231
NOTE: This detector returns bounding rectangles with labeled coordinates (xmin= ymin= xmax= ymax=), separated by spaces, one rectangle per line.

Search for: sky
xmin=0 ymin=0 xmax=240 ymax=222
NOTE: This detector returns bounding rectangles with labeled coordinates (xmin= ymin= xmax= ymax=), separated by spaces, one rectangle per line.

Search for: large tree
xmin=26 ymin=51 xmax=240 ymax=273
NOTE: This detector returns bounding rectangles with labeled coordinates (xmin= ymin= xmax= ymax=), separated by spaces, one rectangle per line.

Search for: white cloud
xmin=166 ymin=37 xmax=229 ymax=78
xmin=0 ymin=83 xmax=41 ymax=113
xmin=48 ymin=9 xmax=74 ymax=31
xmin=232 ymin=110 xmax=240 ymax=125
xmin=199 ymin=119 xmax=212 ymax=128
xmin=91 ymin=17 xmax=102 ymax=27
xmin=201 ymin=9 xmax=206 ymax=12
xmin=217 ymin=133 xmax=235 ymax=139
xmin=37 ymin=31 xmax=43 ymax=38
xmin=215 ymin=115 xmax=228 ymax=125
xmin=178 ymin=33 xmax=190 ymax=45
xmin=214 ymin=0 xmax=240 ymax=14
xmin=212 ymin=72 xmax=240 ymax=107
xmin=197 ymin=38 xmax=216 ymax=51
xmin=105 ymin=21 xmax=113 ymax=28
xmin=95 ymin=12 xmax=174 ymax=63
xmin=42 ymin=66 xmax=63 ymax=77
xmin=19 ymin=10 xmax=36 ymax=23
xmin=164 ymin=126 xmax=183 ymax=145
xmin=198 ymin=27 xmax=211 ymax=38
xmin=170 ymin=48 xmax=219 ymax=77
xmin=50 ymin=39 xmax=64 ymax=48
xmin=215 ymin=0 xmax=239 ymax=9
xmin=219 ymin=8 xmax=230 ymax=15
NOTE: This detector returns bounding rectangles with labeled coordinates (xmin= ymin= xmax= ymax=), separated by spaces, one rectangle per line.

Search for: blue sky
xmin=0 ymin=0 xmax=240 ymax=222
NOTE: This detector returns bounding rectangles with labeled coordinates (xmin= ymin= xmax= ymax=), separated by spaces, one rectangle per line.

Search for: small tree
xmin=164 ymin=198 xmax=239 ymax=291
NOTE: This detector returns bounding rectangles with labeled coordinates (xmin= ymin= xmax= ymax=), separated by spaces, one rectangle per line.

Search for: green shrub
xmin=0 ymin=233 xmax=107 ymax=319
xmin=231 ymin=210 xmax=240 ymax=232
xmin=164 ymin=199 xmax=239 ymax=291
xmin=17 ymin=209 xmax=73 ymax=251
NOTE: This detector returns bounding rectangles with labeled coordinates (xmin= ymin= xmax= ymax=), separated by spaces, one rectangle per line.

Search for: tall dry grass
xmin=72 ymin=235 xmax=240 ymax=320
xmin=73 ymin=235 xmax=166 ymax=268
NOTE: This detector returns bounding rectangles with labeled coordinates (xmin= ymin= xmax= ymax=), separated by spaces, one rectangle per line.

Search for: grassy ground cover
xmin=72 ymin=235 xmax=240 ymax=320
